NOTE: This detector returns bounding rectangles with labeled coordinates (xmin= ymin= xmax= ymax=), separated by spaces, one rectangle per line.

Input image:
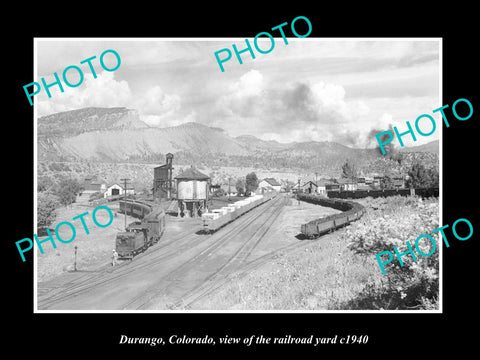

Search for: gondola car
xmin=202 ymin=191 xmax=276 ymax=233
xmin=298 ymin=193 xmax=365 ymax=238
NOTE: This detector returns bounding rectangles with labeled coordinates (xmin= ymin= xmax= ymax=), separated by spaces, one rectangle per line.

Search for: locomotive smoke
xmin=368 ymin=124 xmax=396 ymax=156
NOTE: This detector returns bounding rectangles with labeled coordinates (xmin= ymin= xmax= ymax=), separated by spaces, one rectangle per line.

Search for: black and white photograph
xmin=33 ymin=38 xmax=442 ymax=312
xmin=7 ymin=7 xmax=478 ymax=356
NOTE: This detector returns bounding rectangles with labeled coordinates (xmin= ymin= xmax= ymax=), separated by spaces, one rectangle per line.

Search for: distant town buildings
xmin=103 ymin=183 xmax=135 ymax=198
xmin=83 ymin=175 xmax=106 ymax=193
xmin=258 ymin=178 xmax=282 ymax=192
xmin=292 ymin=172 xmax=408 ymax=195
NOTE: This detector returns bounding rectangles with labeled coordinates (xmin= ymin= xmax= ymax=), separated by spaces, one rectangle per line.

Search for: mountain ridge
xmin=37 ymin=107 xmax=439 ymax=169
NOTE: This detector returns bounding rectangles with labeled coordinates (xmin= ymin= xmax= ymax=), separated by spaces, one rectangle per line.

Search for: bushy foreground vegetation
xmin=342 ymin=196 xmax=439 ymax=310
xmin=195 ymin=196 xmax=439 ymax=311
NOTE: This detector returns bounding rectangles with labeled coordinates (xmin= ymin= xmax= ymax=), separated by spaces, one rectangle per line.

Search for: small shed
xmin=300 ymin=181 xmax=318 ymax=194
xmin=103 ymin=183 xmax=135 ymax=198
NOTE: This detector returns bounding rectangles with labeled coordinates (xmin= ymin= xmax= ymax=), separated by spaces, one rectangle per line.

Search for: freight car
xmin=202 ymin=191 xmax=277 ymax=233
xmin=298 ymin=194 xmax=365 ymax=238
xmin=115 ymin=204 xmax=166 ymax=260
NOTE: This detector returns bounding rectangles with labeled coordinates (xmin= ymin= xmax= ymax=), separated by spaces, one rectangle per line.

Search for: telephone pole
xmin=120 ymin=178 xmax=131 ymax=230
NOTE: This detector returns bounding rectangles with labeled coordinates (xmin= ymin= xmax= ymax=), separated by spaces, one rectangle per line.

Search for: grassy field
xmin=36 ymin=200 xmax=134 ymax=282
xmin=193 ymin=226 xmax=374 ymax=310
xmin=194 ymin=195 xmax=440 ymax=311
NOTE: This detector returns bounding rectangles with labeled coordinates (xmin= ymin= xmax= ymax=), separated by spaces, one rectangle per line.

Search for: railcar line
xmin=170 ymin=196 xmax=287 ymax=309
xmin=38 ymin=228 xmax=207 ymax=307
xmin=37 ymin=227 xmax=202 ymax=308
xmin=121 ymin=195 xmax=285 ymax=310
xmin=38 ymin=195 xmax=282 ymax=310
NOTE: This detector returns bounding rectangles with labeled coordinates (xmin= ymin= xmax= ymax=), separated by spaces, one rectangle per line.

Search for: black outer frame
xmin=5 ymin=5 xmax=478 ymax=356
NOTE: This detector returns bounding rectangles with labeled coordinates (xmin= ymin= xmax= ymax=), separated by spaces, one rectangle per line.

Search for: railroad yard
xmin=37 ymin=194 xmax=342 ymax=310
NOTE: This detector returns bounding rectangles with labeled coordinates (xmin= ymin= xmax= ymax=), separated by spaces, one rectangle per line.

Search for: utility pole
xmin=297 ymin=178 xmax=301 ymax=205
xmin=74 ymin=245 xmax=78 ymax=272
xmin=120 ymin=178 xmax=131 ymax=230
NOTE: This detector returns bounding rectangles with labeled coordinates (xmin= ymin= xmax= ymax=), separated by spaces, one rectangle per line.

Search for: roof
xmin=337 ymin=178 xmax=356 ymax=184
xmin=175 ymin=167 xmax=210 ymax=180
xmin=106 ymin=183 xmax=123 ymax=189
xmin=262 ymin=178 xmax=281 ymax=186
xmin=301 ymin=181 xmax=318 ymax=187
xmin=84 ymin=175 xmax=105 ymax=183
xmin=357 ymin=184 xmax=371 ymax=190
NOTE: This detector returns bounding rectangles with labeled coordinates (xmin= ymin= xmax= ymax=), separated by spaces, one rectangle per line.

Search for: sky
xmin=35 ymin=38 xmax=441 ymax=148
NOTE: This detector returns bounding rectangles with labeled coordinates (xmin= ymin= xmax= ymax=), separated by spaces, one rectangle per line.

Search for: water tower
xmin=175 ymin=166 xmax=210 ymax=218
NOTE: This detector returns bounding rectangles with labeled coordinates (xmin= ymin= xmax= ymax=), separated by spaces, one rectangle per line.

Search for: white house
xmin=258 ymin=178 xmax=282 ymax=192
xmin=337 ymin=178 xmax=358 ymax=191
xmin=316 ymin=180 xmax=328 ymax=196
xmin=103 ymin=183 xmax=135 ymax=198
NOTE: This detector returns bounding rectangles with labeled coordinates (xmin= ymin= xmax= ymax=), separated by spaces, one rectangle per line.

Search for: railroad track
xmin=121 ymin=195 xmax=286 ymax=310
xmin=169 ymin=196 xmax=288 ymax=309
xmin=38 ymin=195 xmax=284 ymax=310
xmin=175 ymin=226 xmax=346 ymax=310
xmin=37 ymin=225 xmax=203 ymax=309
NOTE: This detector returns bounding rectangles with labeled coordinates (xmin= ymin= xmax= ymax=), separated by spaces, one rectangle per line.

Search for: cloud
xmin=37 ymin=71 xmax=132 ymax=116
xmin=211 ymin=69 xmax=375 ymax=145
xmin=134 ymin=85 xmax=181 ymax=120
xmin=36 ymin=71 xmax=188 ymax=128
xmin=35 ymin=40 xmax=440 ymax=148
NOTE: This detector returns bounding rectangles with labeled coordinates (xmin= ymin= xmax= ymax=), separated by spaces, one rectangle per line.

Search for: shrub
xmin=340 ymin=196 xmax=439 ymax=310
xmin=37 ymin=192 xmax=59 ymax=230
xmin=213 ymin=188 xmax=226 ymax=197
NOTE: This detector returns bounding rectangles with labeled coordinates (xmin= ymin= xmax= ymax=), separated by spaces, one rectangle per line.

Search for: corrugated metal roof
xmin=263 ymin=178 xmax=281 ymax=186
xmin=175 ymin=167 xmax=210 ymax=180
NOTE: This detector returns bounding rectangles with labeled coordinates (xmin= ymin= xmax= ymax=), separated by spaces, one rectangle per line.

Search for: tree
xmin=55 ymin=178 xmax=83 ymax=207
xmin=245 ymin=172 xmax=258 ymax=195
xmin=406 ymin=163 xmax=438 ymax=188
xmin=213 ymin=188 xmax=226 ymax=197
xmin=380 ymin=174 xmax=395 ymax=189
xmin=37 ymin=175 xmax=55 ymax=192
xmin=425 ymin=167 xmax=439 ymax=188
xmin=235 ymin=178 xmax=245 ymax=196
xmin=341 ymin=159 xmax=357 ymax=181
xmin=37 ymin=192 xmax=58 ymax=229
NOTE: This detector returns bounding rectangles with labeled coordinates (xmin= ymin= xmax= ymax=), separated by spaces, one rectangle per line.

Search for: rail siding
xmin=298 ymin=194 xmax=366 ymax=238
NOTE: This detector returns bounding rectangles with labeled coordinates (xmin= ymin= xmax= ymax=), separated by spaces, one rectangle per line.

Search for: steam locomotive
xmin=115 ymin=201 xmax=166 ymax=260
